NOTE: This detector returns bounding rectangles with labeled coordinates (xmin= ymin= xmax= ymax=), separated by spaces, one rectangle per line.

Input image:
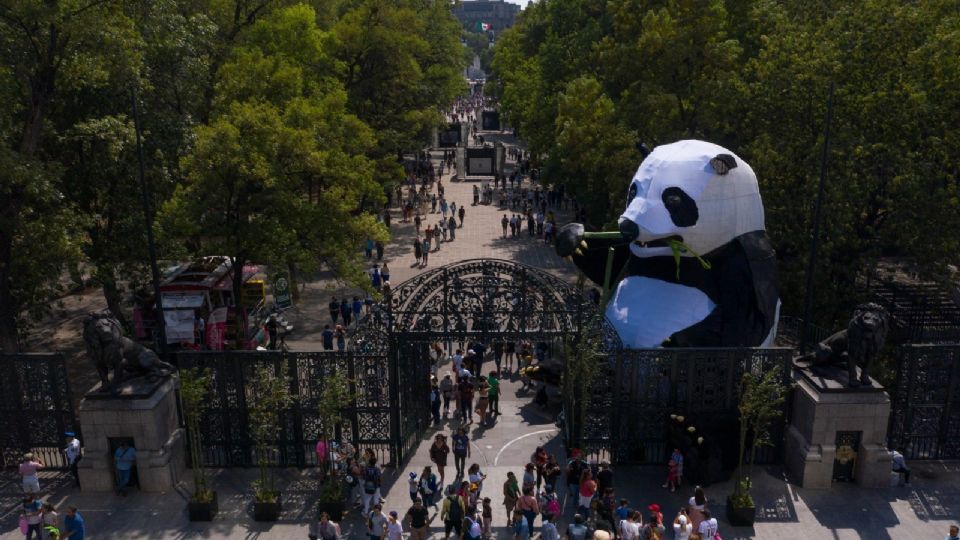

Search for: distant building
xmin=454 ymin=0 xmax=520 ymax=32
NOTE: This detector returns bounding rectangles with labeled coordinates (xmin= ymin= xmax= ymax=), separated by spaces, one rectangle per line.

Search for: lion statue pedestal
xmin=77 ymin=310 xmax=184 ymax=492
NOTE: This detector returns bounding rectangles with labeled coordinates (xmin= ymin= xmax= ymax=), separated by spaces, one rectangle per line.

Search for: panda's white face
xmin=619 ymin=140 xmax=766 ymax=259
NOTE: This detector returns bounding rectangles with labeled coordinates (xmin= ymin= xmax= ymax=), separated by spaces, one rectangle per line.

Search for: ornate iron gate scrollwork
xmin=0 ymin=354 xmax=79 ymax=469
xmin=888 ymin=344 xmax=960 ymax=459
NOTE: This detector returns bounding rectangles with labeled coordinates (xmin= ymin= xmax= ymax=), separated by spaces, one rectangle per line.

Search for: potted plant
xmin=181 ymin=368 xmax=218 ymax=521
xmin=315 ymin=366 xmax=352 ymax=521
xmin=248 ymin=362 xmax=294 ymax=521
xmin=728 ymin=365 xmax=786 ymax=526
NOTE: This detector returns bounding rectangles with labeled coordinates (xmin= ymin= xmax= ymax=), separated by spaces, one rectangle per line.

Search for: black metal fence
xmin=0 ymin=354 xmax=79 ymax=469
xmin=176 ymin=351 xmax=401 ymax=467
xmin=573 ymin=348 xmax=793 ymax=469
xmin=888 ymin=344 xmax=960 ymax=459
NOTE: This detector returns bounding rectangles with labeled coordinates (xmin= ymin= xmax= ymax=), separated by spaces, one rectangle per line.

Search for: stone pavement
xmin=286 ymin=130 xmax=575 ymax=350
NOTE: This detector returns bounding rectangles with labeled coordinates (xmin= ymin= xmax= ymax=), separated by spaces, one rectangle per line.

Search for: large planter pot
xmin=188 ymin=491 xmax=219 ymax=521
xmin=253 ymin=492 xmax=282 ymax=522
xmin=726 ymin=494 xmax=756 ymax=526
xmin=317 ymin=500 xmax=345 ymax=522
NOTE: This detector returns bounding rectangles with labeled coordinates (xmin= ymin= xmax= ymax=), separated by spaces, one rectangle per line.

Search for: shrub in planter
xmin=181 ymin=368 xmax=218 ymax=521
xmin=728 ymin=366 xmax=786 ymax=527
xmin=248 ymin=363 xmax=294 ymax=521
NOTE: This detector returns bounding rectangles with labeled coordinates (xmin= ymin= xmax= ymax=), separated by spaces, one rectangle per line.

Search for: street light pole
xmin=131 ymin=87 xmax=167 ymax=354
xmin=800 ymin=82 xmax=835 ymax=355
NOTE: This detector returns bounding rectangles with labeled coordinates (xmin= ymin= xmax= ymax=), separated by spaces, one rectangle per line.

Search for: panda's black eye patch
xmin=627 ymin=183 xmax=638 ymax=204
xmin=662 ymin=187 xmax=698 ymax=227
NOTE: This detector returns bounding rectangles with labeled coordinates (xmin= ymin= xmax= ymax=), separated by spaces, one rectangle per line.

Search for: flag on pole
xmin=477 ymin=21 xmax=491 ymax=31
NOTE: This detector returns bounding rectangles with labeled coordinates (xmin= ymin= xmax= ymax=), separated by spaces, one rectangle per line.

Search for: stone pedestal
xmin=785 ymin=366 xmax=891 ymax=488
xmin=77 ymin=377 xmax=185 ymax=492
xmin=455 ymin=147 xmax=466 ymax=180
xmin=431 ymin=126 xmax=439 ymax=149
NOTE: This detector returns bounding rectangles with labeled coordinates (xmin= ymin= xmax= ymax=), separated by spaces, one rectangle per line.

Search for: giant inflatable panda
xmin=557 ymin=139 xmax=779 ymax=348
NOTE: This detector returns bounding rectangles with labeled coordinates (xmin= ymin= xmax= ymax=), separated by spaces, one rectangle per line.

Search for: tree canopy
xmin=490 ymin=0 xmax=960 ymax=325
xmin=0 ymin=0 xmax=466 ymax=350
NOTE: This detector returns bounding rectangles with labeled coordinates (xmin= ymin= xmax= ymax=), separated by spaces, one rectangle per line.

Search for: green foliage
xmin=734 ymin=365 xmax=787 ymax=499
xmin=0 ymin=0 xmax=465 ymax=349
xmin=248 ymin=363 xmax=294 ymax=502
xmin=179 ymin=368 xmax=213 ymax=501
xmin=317 ymin=367 xmax=352 ymax=501
xmin=561 ymin=311 xmax=607 ymax=447
xmin=490 ymin=0 xmax=960 ymax=326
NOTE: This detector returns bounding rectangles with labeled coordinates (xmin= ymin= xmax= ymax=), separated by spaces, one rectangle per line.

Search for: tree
xmin=0 ymin=0 xmax=137 ymax=350
xmin=552 ymin=77 xmax=639 ymax=227
xmin=732 ymin=365 xmax=786 ymax=507
xmin=316 ymin=366 xmax=351 ymax=502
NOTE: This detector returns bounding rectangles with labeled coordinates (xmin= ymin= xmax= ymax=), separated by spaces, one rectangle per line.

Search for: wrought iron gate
xmin=888 ymin=344 xmax=960 ymax=459
xmin=576 ymin=348 xmax=792 ymax=468
xmin=177 ymin=350 xmax=397 ymax=467
xmin=0 ymin=354 xmax=80 ymax=469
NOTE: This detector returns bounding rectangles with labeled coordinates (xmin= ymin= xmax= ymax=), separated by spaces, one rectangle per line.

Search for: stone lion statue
xmin=82 ymin=310 xmax=175 ymax=392
xmin=795 ymin=302 xmax=890 ymax=387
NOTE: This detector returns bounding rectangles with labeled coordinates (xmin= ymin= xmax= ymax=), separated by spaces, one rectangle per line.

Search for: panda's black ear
xmin=710 ymin=154 xmax=738 ymax=175
xmin=636 ymin=142 xmax=651 ymax=158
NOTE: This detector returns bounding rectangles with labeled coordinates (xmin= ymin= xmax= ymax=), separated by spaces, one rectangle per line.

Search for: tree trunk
xmin=0 ymin=208 xmax=21 ymax=352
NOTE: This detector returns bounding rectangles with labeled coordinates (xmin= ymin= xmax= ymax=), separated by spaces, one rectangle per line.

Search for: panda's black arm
xmin=571 ymin=241 xmax=631 ymax=287
xmin=555 ymin=223 xmax=631 ymax=286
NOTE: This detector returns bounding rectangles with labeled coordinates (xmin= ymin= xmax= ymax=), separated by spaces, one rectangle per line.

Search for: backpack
xmin=447 ymin=496 xmax=464 ymax=523
xmin=363 ymin=467 xmax=379 ymax=494
xmin=545 ymin=496 xmax=561 ymax=517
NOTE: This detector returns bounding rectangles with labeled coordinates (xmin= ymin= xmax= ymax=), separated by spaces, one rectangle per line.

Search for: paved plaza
xmin=4 ymin=131 xmax=960 ymax=539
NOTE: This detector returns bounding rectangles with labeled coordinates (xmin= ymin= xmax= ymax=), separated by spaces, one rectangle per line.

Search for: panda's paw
xmin=555 ymin=223 xmax=586 ymax=257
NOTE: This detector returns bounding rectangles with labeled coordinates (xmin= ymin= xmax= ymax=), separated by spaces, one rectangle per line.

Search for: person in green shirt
xmin=487 ymin=371 xmax=501 ymax=416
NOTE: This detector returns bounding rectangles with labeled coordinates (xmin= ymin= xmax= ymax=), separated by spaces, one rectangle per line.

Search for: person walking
xmin=458 ymin=376 xmax=475 ymax=423
xmin=441 ymin=486 xmax=465 ymax=540
xmin=475 ymin=378 xmax=490 ymax=425
xmin=334 ymin=325 xmax=346 ymax=351
xmin=501 ymin=214 xmax=509 ymax=238
xmin=487 ymin=371 xmax=501 ymax=416
xmin=512 ymin=509 xmax=531 ymax=540
xmin=329 ymin=297 xmax=340 ymax=324
xmin=439 ymin=374 xmax=454 ymax=416
xmin=63 ymin=507 xmax=84 ymax=540
xmin=503 ymin=471 xmax=521 ymax=526
xmin=340 ymin=298 xmax=352 ymax=327
xmin=375 ymin=241 xmax=385 ymax=260
xmin=419 ymin=466 xmax=440 ymax=509
xmin=430 ymin=434 xmax=450 ymax=486
xmin=21 ymin=495 xmax=43 ymax=540
xmin=310 ymin=512 xmax=341 ymax=540
xmin=403 ymin=498 xmax=429 ymax=540
xmin=41 ymin=503 xmax=58 ymax=540
xmin=19 ymin=453 xmax=44 ymax=494
xmin=452 ymin=427 xmax=470 ymax=478
xmin=322 ymin=325 xmax=334 ymax=351
xmin=696 ymin=509 xmax=718 ymax=540
xmin=516 ymin=486 xmax=540 ymax=532
xmin=361 ymin=458 xmax=384 ymax=515
xmin=458 ymin=205 xmax=465 ymax=227
xmin=114 ymin=441 xmax=136 ymax=495
xmin=64 ymin=432 xmax=81 ymax=489
xmin=381 ymin=262 xmax=390 ymax=285
xmin=421 ymin=237 xmax=430 ymax=267
xmin=448 ymin=215 xmax=457 ymax=240
xmin=414 ymin=213 xmax=422 ymax=233
xmin=414 ymin=237 xmax=423 ymax=266
xmin=367 ymin=504 xmax=388 ymax=540
xmin=430 ymin=382 xmax=442 ymax=425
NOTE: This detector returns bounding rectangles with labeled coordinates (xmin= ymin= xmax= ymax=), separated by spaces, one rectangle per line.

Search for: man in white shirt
xmin=891 ymin=447 xmax=911 ymax=485
xmin=65 ymin=431 xmax=81 ymax=487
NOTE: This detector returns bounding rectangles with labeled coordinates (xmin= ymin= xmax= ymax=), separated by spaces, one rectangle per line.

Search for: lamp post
xmin=800 ymin=82 xmax=835 ymax=355
xmin=131 ymin=87 xmax=167 ymax=354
